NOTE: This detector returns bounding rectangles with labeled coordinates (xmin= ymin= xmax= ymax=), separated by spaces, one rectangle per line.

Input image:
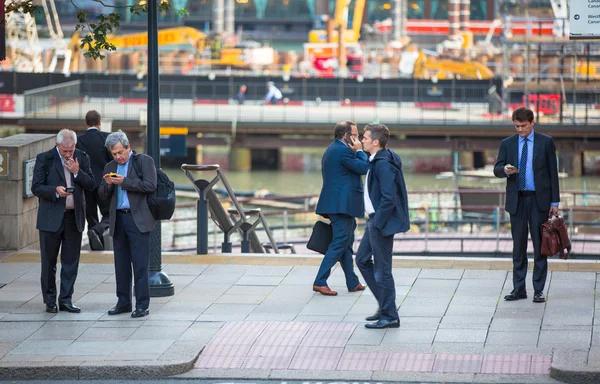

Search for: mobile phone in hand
xmin=343 ymin=133 xmax=353 ymax=145
xmin=506 ymin=165 xmax=519 ymax=172
xmin=109 ymin=172 xmax=118 ymax=177
xmin=65 ymin=186 xmax=75 ymax=193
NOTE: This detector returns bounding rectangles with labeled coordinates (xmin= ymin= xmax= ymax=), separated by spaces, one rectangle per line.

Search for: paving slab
xmin=1 ymin=253 xmax=600 ymax=382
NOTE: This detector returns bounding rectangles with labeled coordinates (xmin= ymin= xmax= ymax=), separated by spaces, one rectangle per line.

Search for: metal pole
xmin=148 ymin=0 xmax=174 ymax=297
xmin=392 ymin=0 xmax=402 ymax=41
xmin=224 ymin=0 xmax=235 ymax=36
xmin=197 ymin=191 xmax=209 ymax=254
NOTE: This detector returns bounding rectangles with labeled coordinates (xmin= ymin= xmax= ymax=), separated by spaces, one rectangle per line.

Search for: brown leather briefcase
xmin=541 ymin=215 xmax=572 ymax=259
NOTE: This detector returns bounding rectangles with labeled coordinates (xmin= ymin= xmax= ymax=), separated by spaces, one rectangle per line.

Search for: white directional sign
xmin=570 ymin=0 xmax=600 ymax=39
xmin=0 ymin=151 xmax=7 ymax=176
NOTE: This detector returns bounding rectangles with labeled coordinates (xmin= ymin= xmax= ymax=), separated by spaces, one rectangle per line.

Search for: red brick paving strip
xmin=194 ymin=322 xmax=552 ymax=375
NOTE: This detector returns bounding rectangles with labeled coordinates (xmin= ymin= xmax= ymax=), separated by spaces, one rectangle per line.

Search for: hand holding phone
xmin=109 ymin=172 xmax=118 ymax=177
xmin=505 ymin=165 xmax=519 ymax=173
xmin=65 ymin=186 xmax=75 ymax=193
xmin=343 ymin=132 xmax=353 ymax=145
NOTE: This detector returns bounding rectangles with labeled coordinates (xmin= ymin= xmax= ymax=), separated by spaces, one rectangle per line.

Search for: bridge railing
xmin=13 ymin=76 xmax=600 ymax=126
xmin=161 ymin=189 xmax=600 ymax=257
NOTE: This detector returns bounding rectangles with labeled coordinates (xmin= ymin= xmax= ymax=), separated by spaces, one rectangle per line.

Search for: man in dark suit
xmin=98 ymin=131 xmax=157 ymax=318
xmin=494 ymin=107 xmax=560 ymax=303
xmin=31 ymin=129 xmax=95 ymax=313
xmin=313 ymin=121 xmax=367 ymax=296
xmin=356 ymin=123 xmax=410 ymax=329
xmin=76 ymin=110 xmax=112 ymax=250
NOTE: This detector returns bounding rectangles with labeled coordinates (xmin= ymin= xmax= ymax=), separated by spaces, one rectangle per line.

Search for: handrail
xmin=181 ymin=163 xmax=281 ymax=254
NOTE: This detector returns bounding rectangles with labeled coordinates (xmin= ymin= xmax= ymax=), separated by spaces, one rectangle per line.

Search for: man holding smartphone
xmin=313 ymin=121 xmax=366 ymax=296
xmin=31 ymin=129 xmax=95 ymax=314
xmin=494 ymin=107 xmax=560 ymax=303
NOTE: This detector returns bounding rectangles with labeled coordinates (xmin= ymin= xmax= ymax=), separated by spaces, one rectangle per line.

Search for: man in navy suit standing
xmin=357 ymin=124 xmax=410 ymax=329
xmin=313 ymin=121 xmax=367 ymax=296
xmin=76 ymin=110 xmax=112 ymax=250
xmin=494 ymin=107 xmax=560 ymax=303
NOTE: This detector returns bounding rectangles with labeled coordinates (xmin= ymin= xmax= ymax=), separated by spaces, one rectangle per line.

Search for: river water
xmin=165 ymin=168 xmax=600 ymax=196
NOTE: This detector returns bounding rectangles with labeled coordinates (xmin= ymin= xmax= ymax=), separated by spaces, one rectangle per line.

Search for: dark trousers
xmin=39 ymin=211 xmax=82 ymax=305
xmin=314 ymin=214 xmax=360 ymax=290
xmin=113 ymin=211 xmax=150 ymax=310
xmin=85 ymin=188 xmax=110 ymax=236
xmin=356 ymin=218 xmax=399 ymax=322
xmin=510 ymin=194 xmax=549 ymax=293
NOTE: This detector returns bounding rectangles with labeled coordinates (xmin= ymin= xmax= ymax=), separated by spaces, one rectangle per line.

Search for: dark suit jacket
xmin=316 ymin=140 xmax=367 ymax=218
xmin=493 ymin=131 xmax=560 ymax=215
xmin=76 ymin=128 xmax=112 ymax=188
xmin=98 ymin=153 xmax=157 ymax=235
xmin=367 ymin=148 xmax=410 ymax=237
xmin=31 ymin=148 xmax=95 ymax=232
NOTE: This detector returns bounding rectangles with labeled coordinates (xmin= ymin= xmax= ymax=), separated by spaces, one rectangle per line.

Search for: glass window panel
xmin=265 ymin=0 xmax=311 ymax=19
xmin=235 ymin=0 xmax=257 ymax=18
xmin=407 ymin=0 xmax=424 ymax=19
xmin=431 ymin=0 xmax=448 ymax=20
xmin=470 ymin=0 xmax=487 ymax=20
xmin=368 ymin=0 xmax=392 ymax=23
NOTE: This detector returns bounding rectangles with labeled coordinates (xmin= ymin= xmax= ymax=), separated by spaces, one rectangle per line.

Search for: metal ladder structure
xmin=181 ymin=164 xmax=282 ymax=254
xmin=5 ymin=0 xmax=43 ymax=72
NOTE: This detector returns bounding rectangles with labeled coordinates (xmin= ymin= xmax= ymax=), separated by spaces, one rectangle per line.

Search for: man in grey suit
xmin=494 ymin=107 xmax=560 ymax=303
xmin=31 ymin=129 xmax=95 ymax=313
xmin=98 ymin=131 xmax=157 ymax=318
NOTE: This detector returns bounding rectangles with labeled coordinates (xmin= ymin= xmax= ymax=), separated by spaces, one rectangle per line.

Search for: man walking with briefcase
xmin=313 ymin=121 xmax=367 ymax=296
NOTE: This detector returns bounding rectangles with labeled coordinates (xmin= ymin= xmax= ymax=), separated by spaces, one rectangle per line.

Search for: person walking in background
xmin=237 ymin=85 xmax=247 ymax=104
xmin=494 ymin=107 xmax=560 ymax=303
xmin=313 ymin=121 xmax=367 ymax=296
xmin=357 ymin=123 xmax=409 ymax=329
xmin=98 ymin=131 xmax=157 ymax=318
xmin=31 ymin=129 xmax=95 ymax=313
xmin=76 ymin=110 xmax=112 ymax=250
xmin=265 ymin=81 xmax=282 ymax=105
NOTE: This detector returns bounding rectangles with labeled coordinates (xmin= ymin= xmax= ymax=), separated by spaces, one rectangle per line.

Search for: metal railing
xmin=162 ymin=189 xmax=600 ymax=257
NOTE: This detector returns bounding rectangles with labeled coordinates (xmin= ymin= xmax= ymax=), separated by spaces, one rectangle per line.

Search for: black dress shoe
xmin=59 ymin=303 xmax=81 ymax=313
xmin=533 ymin=291 xmax=546 ymax=303
xmin=504 ymin=291 xmax=527 ymax=301
xmin=131 ymin=308 xmax=149 ymax=318
xmin=87 ymin=229 xmax=104 ymax=251
xmin=365 ymin=312 xmax=381 ymax=321
xmin=108 ymin=305 xmax=132 ymax=315
xmin=365 ymin=319 xmax=400 ymax=329
xmin=45 ymin=304 xmax=58 ymax=313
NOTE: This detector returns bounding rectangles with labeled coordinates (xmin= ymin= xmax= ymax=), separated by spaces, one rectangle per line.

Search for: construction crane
xmin=549 ymin=0 xmax=569 ymax=37
xmin=5 ymin=0 xmax=43 ymax=72
xmin=308 ymin=0 xmax=366 ymax=44
xmin=41 ymin=0 xmax=71 ymax=73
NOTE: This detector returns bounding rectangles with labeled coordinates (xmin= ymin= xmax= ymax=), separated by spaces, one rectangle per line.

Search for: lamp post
xmin=147 ymin=0 xmax=174 ymax=297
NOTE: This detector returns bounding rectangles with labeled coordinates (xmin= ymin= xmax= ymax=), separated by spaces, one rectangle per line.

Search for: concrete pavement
xmin=1 ymin=251 xmax=600 ymax=383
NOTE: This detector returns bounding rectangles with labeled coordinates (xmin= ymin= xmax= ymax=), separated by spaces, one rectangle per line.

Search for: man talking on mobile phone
xmin=312 ymin=121 xmax=367 ymax=296
xmin=31 ymin=129 xmax=95 ymax=314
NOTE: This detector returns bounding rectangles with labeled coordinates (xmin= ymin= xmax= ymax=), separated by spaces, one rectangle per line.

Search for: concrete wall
xmin=0 ymin=134 xmax=55 ymax=250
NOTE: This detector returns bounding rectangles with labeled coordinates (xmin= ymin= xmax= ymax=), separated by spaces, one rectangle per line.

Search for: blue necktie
xmin=518 ymin=139 xmax=528 ymax=190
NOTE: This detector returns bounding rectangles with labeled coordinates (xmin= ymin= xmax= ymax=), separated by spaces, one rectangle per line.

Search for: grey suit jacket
xmin=98 ymin=152 xmax=157 ymax=235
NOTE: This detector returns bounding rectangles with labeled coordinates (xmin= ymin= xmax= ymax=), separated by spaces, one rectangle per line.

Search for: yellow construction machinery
xmin=413 ymin=51 xmax=495 ymax=80
xmin=69 ymin=26 xmax=274 ymax=72
xmin=308 ymin=0 xmax=365 ymax=44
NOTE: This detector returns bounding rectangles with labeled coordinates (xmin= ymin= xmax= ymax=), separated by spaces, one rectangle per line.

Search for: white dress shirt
xmin=363 ymin=153 xmax=376 ymax=215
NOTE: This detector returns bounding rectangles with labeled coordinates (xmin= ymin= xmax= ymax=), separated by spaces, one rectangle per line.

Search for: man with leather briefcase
xmin=312 ymin=121 xmax=367 ymax=296
xmin=494 ymin=107 xmax=560 ymax=303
